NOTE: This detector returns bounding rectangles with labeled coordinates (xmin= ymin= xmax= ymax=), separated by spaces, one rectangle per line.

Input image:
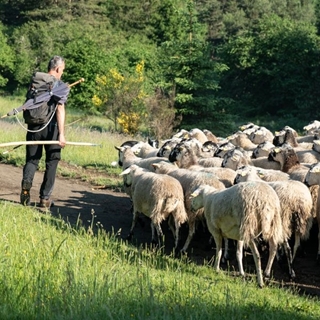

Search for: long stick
xmin=0 ymin=141 xmax=100 ymax=148
xmin=68 ymin=78 xmax=85 ymax=87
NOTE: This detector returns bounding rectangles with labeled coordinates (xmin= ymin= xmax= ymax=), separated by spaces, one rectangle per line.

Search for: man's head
xmin=48 ymin=55 xmax=65 ymax=80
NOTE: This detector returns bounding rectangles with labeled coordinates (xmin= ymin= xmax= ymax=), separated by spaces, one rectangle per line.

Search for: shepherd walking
xmin=20 ymin=55 xmax=68 ymax=208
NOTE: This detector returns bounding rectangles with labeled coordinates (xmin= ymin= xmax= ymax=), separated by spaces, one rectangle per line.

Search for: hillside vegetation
xmin=1 ymin=1 xmax=320 ymax=138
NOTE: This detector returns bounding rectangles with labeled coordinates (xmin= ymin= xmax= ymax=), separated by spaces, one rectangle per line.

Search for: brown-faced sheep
xmin=273 ymin=128 xmax=314 ymax=152
xmin=267 ymin=146 xmax=310 ymax=181
xmin=235 ymin=166 xmax=313 ymax=279
xmin=190 ymin=182 xmax=284 ymax=288
xmin=152 ymin=161 xmax=225 ymax=253
xmin=120 ymin=165 xmax=188 ymax=249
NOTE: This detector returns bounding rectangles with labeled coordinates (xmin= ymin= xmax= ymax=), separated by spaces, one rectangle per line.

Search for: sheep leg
xmin=153 ymin=222 xmax=164 ymax=247
xmin=292 ymin=232 xmax=301 ymax=262
xmin=127 ymin=210 xmax=139 ymax=240
xmin=248 ymin=239 xmax=264 ymax=288
xmin=264 ymin=238 xmax=278 ymax=280
xmin=167 ymin=215 xmax=176 ymax=242
xmin=213 ymin=233 xmax=223 ymax=271
xmin=236 ymin=240 xmax=245 ymax=276
xmin=282 ymin=240 xmax=296 ymax=279
xmin=180 ymin=218 xmax=196 ymax=253
xmin=222 ymin=238 xmax=230 ymax=263
xmin=174 ymin=221 xmax=180 ymax=249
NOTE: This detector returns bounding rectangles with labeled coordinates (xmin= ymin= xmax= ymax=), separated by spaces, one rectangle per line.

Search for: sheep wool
xmin=120 ymin=165 xmax=188 ymax=249
xmin=190 ymin=181 xmax=284 ymax=288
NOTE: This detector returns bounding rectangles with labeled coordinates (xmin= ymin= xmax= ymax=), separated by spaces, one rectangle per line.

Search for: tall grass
xmin=0 ymin=202 xmax=319 ymax=320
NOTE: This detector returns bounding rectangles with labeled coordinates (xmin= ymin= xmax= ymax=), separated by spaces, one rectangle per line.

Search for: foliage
xmin=0 ymin=23 xmax=14 ymax=88
xmin=2 ymin=0 xmax=320 ymax=135
xmin=92 ymin=61 xmax=147 ymax=133
xmin=218 ymin=15 xmax=320 ymax=122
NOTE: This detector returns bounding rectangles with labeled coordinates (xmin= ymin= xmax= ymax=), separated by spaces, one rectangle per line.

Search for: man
xmin=20 ymin=55 xmax=66 ymax=208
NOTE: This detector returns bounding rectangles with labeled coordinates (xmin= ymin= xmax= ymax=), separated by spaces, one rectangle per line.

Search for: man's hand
xmin=59 ymin=133 xmax=66 ymax=148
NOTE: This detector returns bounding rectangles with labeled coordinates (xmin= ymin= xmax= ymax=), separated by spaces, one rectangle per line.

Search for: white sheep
xmin=115 ymin=145 xmax=170 ymax=171
xmin=168 ymin=142 xmax=234 ymax=186
xmin=248 ymin=126 xmax=274 ymax=144
xmin=239 ymin=122 xmax=260 ymax=133
xmin=190 ymin=182 xmax=284 ymax=288
xmin=156 ymin=137 xmax=182 ymax=158
xmin=130 ymin=141 xmax=159 ymax=158
xmin=303 ymin=120 xmax=320 ymax=135
xmin=235 ymin=166 xmax=313 ymax=279
xmin=188 ymin=128 xmax=209 ymax=144
xmin=252 ymin=141 xmax=275 ymax=159
xmin=222 ymin=148 xmax=281 ymax=171
xmin=152 ymin=161 xmax=225 ymax=253
xmin=269 ymin=146 xmax=320 ymax=260
xmin=227 ymin=131 xmax=257 ymax=151
xmin=203 ymin=129 xmax=219 ymax=143
xmin=120 ymin=165 xmax=188 ymax=249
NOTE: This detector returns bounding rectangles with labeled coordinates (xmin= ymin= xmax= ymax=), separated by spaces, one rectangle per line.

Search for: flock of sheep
xmin=115 ymin=121 xmax=320 ymax=288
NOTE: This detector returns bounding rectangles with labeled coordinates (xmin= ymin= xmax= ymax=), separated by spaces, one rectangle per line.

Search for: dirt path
xmin=1 ymin=163 xmax=320 ymax=297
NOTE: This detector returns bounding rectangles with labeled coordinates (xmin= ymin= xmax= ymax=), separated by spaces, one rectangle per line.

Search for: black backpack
xmin=23 ymin=72 xmax=59 ymax=125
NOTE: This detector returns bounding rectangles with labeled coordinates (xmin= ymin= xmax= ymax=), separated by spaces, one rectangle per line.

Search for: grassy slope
xmin=0 ymin=203 xmax=319 ymax=320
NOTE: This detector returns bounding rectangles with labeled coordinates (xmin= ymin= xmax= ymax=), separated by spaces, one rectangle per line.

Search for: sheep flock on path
xmin=115 ymin=121 xmax=320 ymax=288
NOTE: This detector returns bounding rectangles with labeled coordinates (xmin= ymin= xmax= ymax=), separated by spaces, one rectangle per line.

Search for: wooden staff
xmin=0 ymin=141 xmax=100 ymax=149
xmin=68 ymin=78 xmax=85 ymax=87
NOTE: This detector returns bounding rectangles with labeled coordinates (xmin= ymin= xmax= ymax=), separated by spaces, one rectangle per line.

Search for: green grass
xmin=0 ymin=202 xmax=319 ymax=320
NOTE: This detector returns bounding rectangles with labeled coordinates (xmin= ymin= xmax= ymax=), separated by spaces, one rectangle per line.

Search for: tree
xmin=219 ymin=15 xmax=320 ymax=121
xmin=0 ymin=23 xmax=14 ymax=88
xmin=154 ymin=1 xmax=232 ymax=135
xmin=92 ymin=61 xmax=147 ymax=134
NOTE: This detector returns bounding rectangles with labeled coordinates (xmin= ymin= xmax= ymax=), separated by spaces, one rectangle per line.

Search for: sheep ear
xmin=190 ymin=189 xmax=200 ymax=198
xmin=120 ymin=167 xmax=131 ymax=176
xmin=311 ymin=165 xmax=320 ymax=173
xmin=152 ymin=163 xmax=159 ymax=170
xmin=115 ymin=146 xmax=121 ymax=151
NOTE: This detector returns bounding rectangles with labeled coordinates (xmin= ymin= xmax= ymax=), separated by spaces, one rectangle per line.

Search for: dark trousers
xmin=21 ymin=121 xmax=61 ymax=200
